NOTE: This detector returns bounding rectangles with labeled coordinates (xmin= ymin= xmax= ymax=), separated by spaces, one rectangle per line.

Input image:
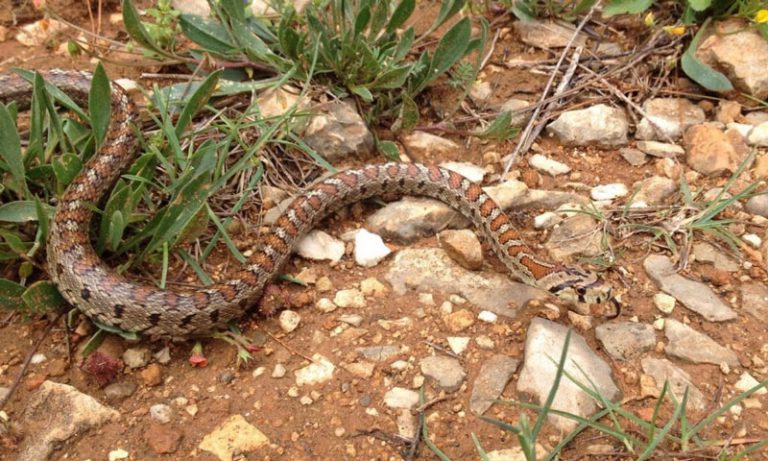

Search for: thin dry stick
xmin=0 ymin=312 xmax=64 ymax=411
xmin=502 ymin=2 xmax=600 ymax=177
xmin=256 ymin=325 xmax=315 ymax=362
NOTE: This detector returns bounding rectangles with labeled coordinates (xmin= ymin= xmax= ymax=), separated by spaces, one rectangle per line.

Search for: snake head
xmin=548 ymin=266 xmax=618 ymax=317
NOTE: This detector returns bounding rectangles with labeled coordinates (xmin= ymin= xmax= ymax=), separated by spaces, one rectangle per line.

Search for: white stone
xmin=108 ymin=449 xmax=129 ymax=461
xmin=278 ymin=310 xmax=301 ymax=333
xmin=30 ymin=353 xmax=47 ymax=365
xmin=440 ymin=161 xmax=486 ymax=183
xmin=546 ymin=104 xmax=629 ymax=147
xmin=383 ymin=387 xmax=420 ymax=409
xmin=354 ymin=229 xmax=391 ymax=267
xmin=334 ymin=289 xmax=366 ymax=308
xmin=727 ymin=122 xmax=754 ymax=138
xmin=653 ymin=293 xmax=676 ymax=314
xmin=743 ymin=233 xmax=762 ymax=249
xmin=150 ymin=404 xmax=172 ymax=424
xmin=534 ymin=211 xmax=562 ymax=229
xmin=590 ymin=183 xmax=628 ymax=201
xmin=296 ymin=230 xmax=345 ymax=262
xmin=528 ymin=154 xmax=571 ymax=176
xmin=734 ymin=372 xmax=767 ymax=395
xmin=295 ymin=354 xmax=335 ymax=386
xmin=476 ymin=335 xmax=496 ymax=349
xmin=272 ymin=364 xmax=287 ymax=378
xmin=653 ymin=318 xmax=665 ymax=330
xmin=315 ymin=298 xmax=337 ymax=313
xmin=748 ymin=122 xmax=768 ymax=146
xmin=478 ymin=311 xmax=498 ymax=323
xmin=447 ymin=337 xmax=470 ymax=355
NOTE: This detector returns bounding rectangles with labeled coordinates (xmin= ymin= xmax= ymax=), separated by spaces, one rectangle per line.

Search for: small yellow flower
xmin=663 ymin=25 xmax=686 ymax=35
xmin=756 ymin=9 xmax=768 ymax=23
xmin=644 ymin=11 xmax=655 ymax=27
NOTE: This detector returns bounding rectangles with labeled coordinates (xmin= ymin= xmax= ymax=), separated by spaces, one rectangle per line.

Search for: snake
xmin=0 ymin=70 xmax=618 ymax=337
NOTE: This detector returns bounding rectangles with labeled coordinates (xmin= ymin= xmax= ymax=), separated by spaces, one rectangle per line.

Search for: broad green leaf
xmin=354 ymin=5 xmax=371 ymax=37
xmin=386 ymin=0 xmax=415 ymax=33
xmin=91 ymin=318 xmax=141 ymax=340
xmin=687 ymin=0 xmax=712 ymax=11
xmin=427 ymin=17 xmax=471 ymax=83
xmin=179 ymin=14 xmax=237 ymax=56
xmin=603 ymin=0 xmax=653 ymax=16
xmin=89 ymin=63 xmax=112 ymax=148
xmin=681 ymin=21 xmax=733 ymax=92
xmin=350 ymin=85 xmax=374 ymax=102
xmin=377 ymin=140 xmax=401 ymax=161
xmin=367 ymin=0 xmax=389 ymax=39
xmin=97 ymin=182 xmax=131 ymax=253
xmin=434 ymin=0 xmax=466 ymax=29
xmin=0 ymin=228 xmax=28 ymax=255
xmin=0 ymin=201 xmax=52 ymax=223
xmin=175 ymin=70 xmax=222 ymax=136
xmin=393 ymin=27 xmax=415 ymax=62
xmin=278 ymin=18 xmax=302 ymax=60
xmin=370 ymin=65 xmax=411 ymax=89
xmin=0 ymin=103 xmax=26 ymax=197
xmin=22 ymin=281 xmax=66 ymax=313
xmin=108 ymin=210 xmax=125 ymax=251
xmin=399 ymin=94 xmax=419 ymax=132
xmin=13 ymin=69 xmax=86 ymax=119
xmin=220 ymin=0 xmax=245 ymax=22
xmin=0 ymin=278 xmax=25 ymax=310
xmin=473 ymin=111 xmax=520 ymax=141
xmin=121 ymin=0 xmax=168 ymax=56
xmin=53 ymin=153 xmax=83 ymax=188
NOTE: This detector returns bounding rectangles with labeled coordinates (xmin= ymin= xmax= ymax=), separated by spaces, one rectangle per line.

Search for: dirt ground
xmin=1 ymin=1 xmax=767 ymax=460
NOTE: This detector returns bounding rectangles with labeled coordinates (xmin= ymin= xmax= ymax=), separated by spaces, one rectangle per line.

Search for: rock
xmin=637 ymin=140 xmax=685 ymax=158
xmin=594 ymin=322 xmax=656 ymax=360
xmin=343 ymin=361 xmax=375 ymax=378
xmin=740 ymin=283 xmax=768 ymax=323
xmin=591 ymin=183 xmax=628 ymax=201
xmin=684 ymin=124 xmax=749 ymax=176
xmin=296 ymin=230 xmax=345 ymax=262
xmin=487 ymin=446 xmax=544 ymax=461
xmin=272 ymin=364 xmax=287 ymax=378
xmin=145 ymin=424 xmax=182 ymax=454
xmin=641 ymin=358 xmax=706 ymax=410
xmin=122 ymin=347 xmax=151 ymax=369
xmin=517 ymin=318 xmax=621 ymax=431
xmin=515 ymin=20 xmax=587 ymax=48
xmin=743 ymin=233 xmax=761 ymax=248
xmin=469 ymin=354 xmax=519 ymax=415
xmin=636 ymin=98 xmax=706 ymax=140
xmin=367 ymin=197 xmax=468 ymax=243
xmin=444 ymin=309 xmax=476 ymax=333
xmin=386 ymin=248 xmax=547 ymax=318
xmin=528 ymin=154 xmax=571 ymax=176
xmin=619 ymin=147 xmax=647 ymax=166
xmin=108 ymin=449 xmax=129 ymax=461
xmin=402 ymin=131 xmax=460 ymax=158
xmin=334 ymin=288 xmax=366 ymax=308
xmin=18 ymin=381 xmax=119 ymax=461
xmin=746 ymin=194 xmax=768 ymax=218
xmin=15 ymin=19 xmax=67 ymax=47
xmin=438 ymin=229 xmax=483 ymax=270
xmin=727 ymin=122 xmax=754 ymax=139
xmin=255 ymin=86 xmax=307 ymax=119
xmin=356 ymin=345 xmax=401 ymax=361
xmin=470 ymin=80 xmax=492 ymax=104
xmin=633 ymin=176 xmax=677 ymax=206
xmin=499 ymin=98 xmax=531 ymax=127
xmin=420 ymin=355 xmax=467 ymax=392
xmin=447 ymin=337 xmax=470 ymax=355
xmin=653 ymin=293 xmax=676 ymax=314
xmin=534 ymin=211 xmax=562 ymax=229
xmin=354 ymin=229 xmax=391 ymax=267
xmin=692 ymin=242 xmax=739 ymax=272
xmin=383 ymin=387 xmax=420 ymax=409
xmin=140 ymin=364 xmax=163 ymax=387
xmin=396 ymin=409 xmax=418 ymax=439
xmin=546 ymin=104 xmax=629 ymax=147
xmin=278 ymin=310 xmax=301 ymax=333
xmin=476 ymin=335 xmax=496 ymax=349
xmin=696 ymin=22 xmax=768 ymax=99
xmin=295 ymin=354 xmax=336 ymax=385
xmin=748 ymin=122 xmax=768 ymax=146
xmin=439 ymin=161 xmax=486 ymax=183
xmin=103 ymin=382 xmax=137 ymax=402
xmin=478 ymin=310 xmax=498 ymax=323
xmin=717 ymin=100 xmax=741 ymax=124
xmin=304 ymin=101 xmax=374 ymax=162
xmin=483 ymin=180 xmax=529 ymax=209
xmin=171 ymin=0 xmax=211 ymax=15
xmin=150 ymin=404 xmax=173 ymax=424
xmin=360 ymin=278 xmax=388 ymax=297
xmin=664 ymin=319 xmax=739 ymax=366
xmin=315 ymin=298 xmax=337 ymax=313
xmin=735 ymin=372 xmax=767 ymax=395
xmin=153 ymin=347 xmax=171 ymax=365
xmin=199 ymin=415 xmax=270 ymax=461
xmin=545 ymin=214 xmax=602 ymax=260
xmin=643 ymin=255 xmax=736 ymax=321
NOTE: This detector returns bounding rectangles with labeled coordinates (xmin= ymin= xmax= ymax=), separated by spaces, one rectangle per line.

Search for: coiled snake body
xmin=1 ymin=70 xmax=616 ymax=337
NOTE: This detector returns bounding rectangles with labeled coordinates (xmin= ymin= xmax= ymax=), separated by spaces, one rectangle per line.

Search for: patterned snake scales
xmin=1 ymin=70 xmax=618 ymax=337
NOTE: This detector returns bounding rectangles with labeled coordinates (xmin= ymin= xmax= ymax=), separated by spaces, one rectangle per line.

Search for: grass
xmin=420 ymin=329 xmax=768 ymax=460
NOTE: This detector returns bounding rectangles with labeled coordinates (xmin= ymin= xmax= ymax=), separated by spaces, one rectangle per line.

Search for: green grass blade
xmin=0 ymin=102 xmax=27 ymax=198
xmin=89 ymin=63 xmax=112 ymax=149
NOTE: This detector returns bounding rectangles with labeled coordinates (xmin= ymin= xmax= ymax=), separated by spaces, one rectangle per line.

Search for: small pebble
xmin=590 ymin=183 xmax=628 ymax=201
xmin=315 ymin=298 xmax=337 ymax=313
xmin=478 ymin=311 xmax=498 ymax=323
xmin=150 ymin=404 xmax=172 ymax=424
xmin=272 ymin=364 xmax=287 ymax=378
xmin=108 ymin=449 xmax=129 ymax=461
xmin=219 ymin=371 xmax=235 ymax=384
xmin=653 ymin=293 xmax=676 ymax=314
xmin=279 ymin=310 xmax=301 ymax=333
xmin=742 ymin=233 xmax=761 ymax=249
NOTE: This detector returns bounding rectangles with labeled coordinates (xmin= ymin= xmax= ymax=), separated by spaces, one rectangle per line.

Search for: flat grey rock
xmin=664 ymin=319 xmax=739 ymax=366
xmin=636 ymin=98 xmax=705 ymax=141
xmin=366 ymin=197 xmax=469 ymax=244
xmin=420 ymin=355 xmax=467 ymax=393
xmin=546 ymin=104 xmax=629 ymax=147
xmin=18 ymin=381 xmax=119 ymax=461
xmin=470 ymin=354 xmax=519 ymax=415
xmin=386 ymin=248 xmax=548 ymax=318
xmin=545 ymin=214 xmax=603 ymax=260
xmin=643 ymin=255 xmax=736 ymax=321
xmin=641 ymin=357 xmax=706 ymax=410
xmin=692 ymin=242 xmax=739 ymax=272
xmin=595 ymin=322 xmax=656 ymax=361
xmin=740 ymin=282 xmax=768 ymax=323
xmin=356 ymin=345 xmax=401 ymax=361
xmin=517 ymin=318 xmax=621 ymax=431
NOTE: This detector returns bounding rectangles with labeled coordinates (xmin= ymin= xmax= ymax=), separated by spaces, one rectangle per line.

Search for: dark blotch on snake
xmin=80 ymin=288 xmax=91 ymax=301
xmin=149 ymin=313 xmax=161 ymax=326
